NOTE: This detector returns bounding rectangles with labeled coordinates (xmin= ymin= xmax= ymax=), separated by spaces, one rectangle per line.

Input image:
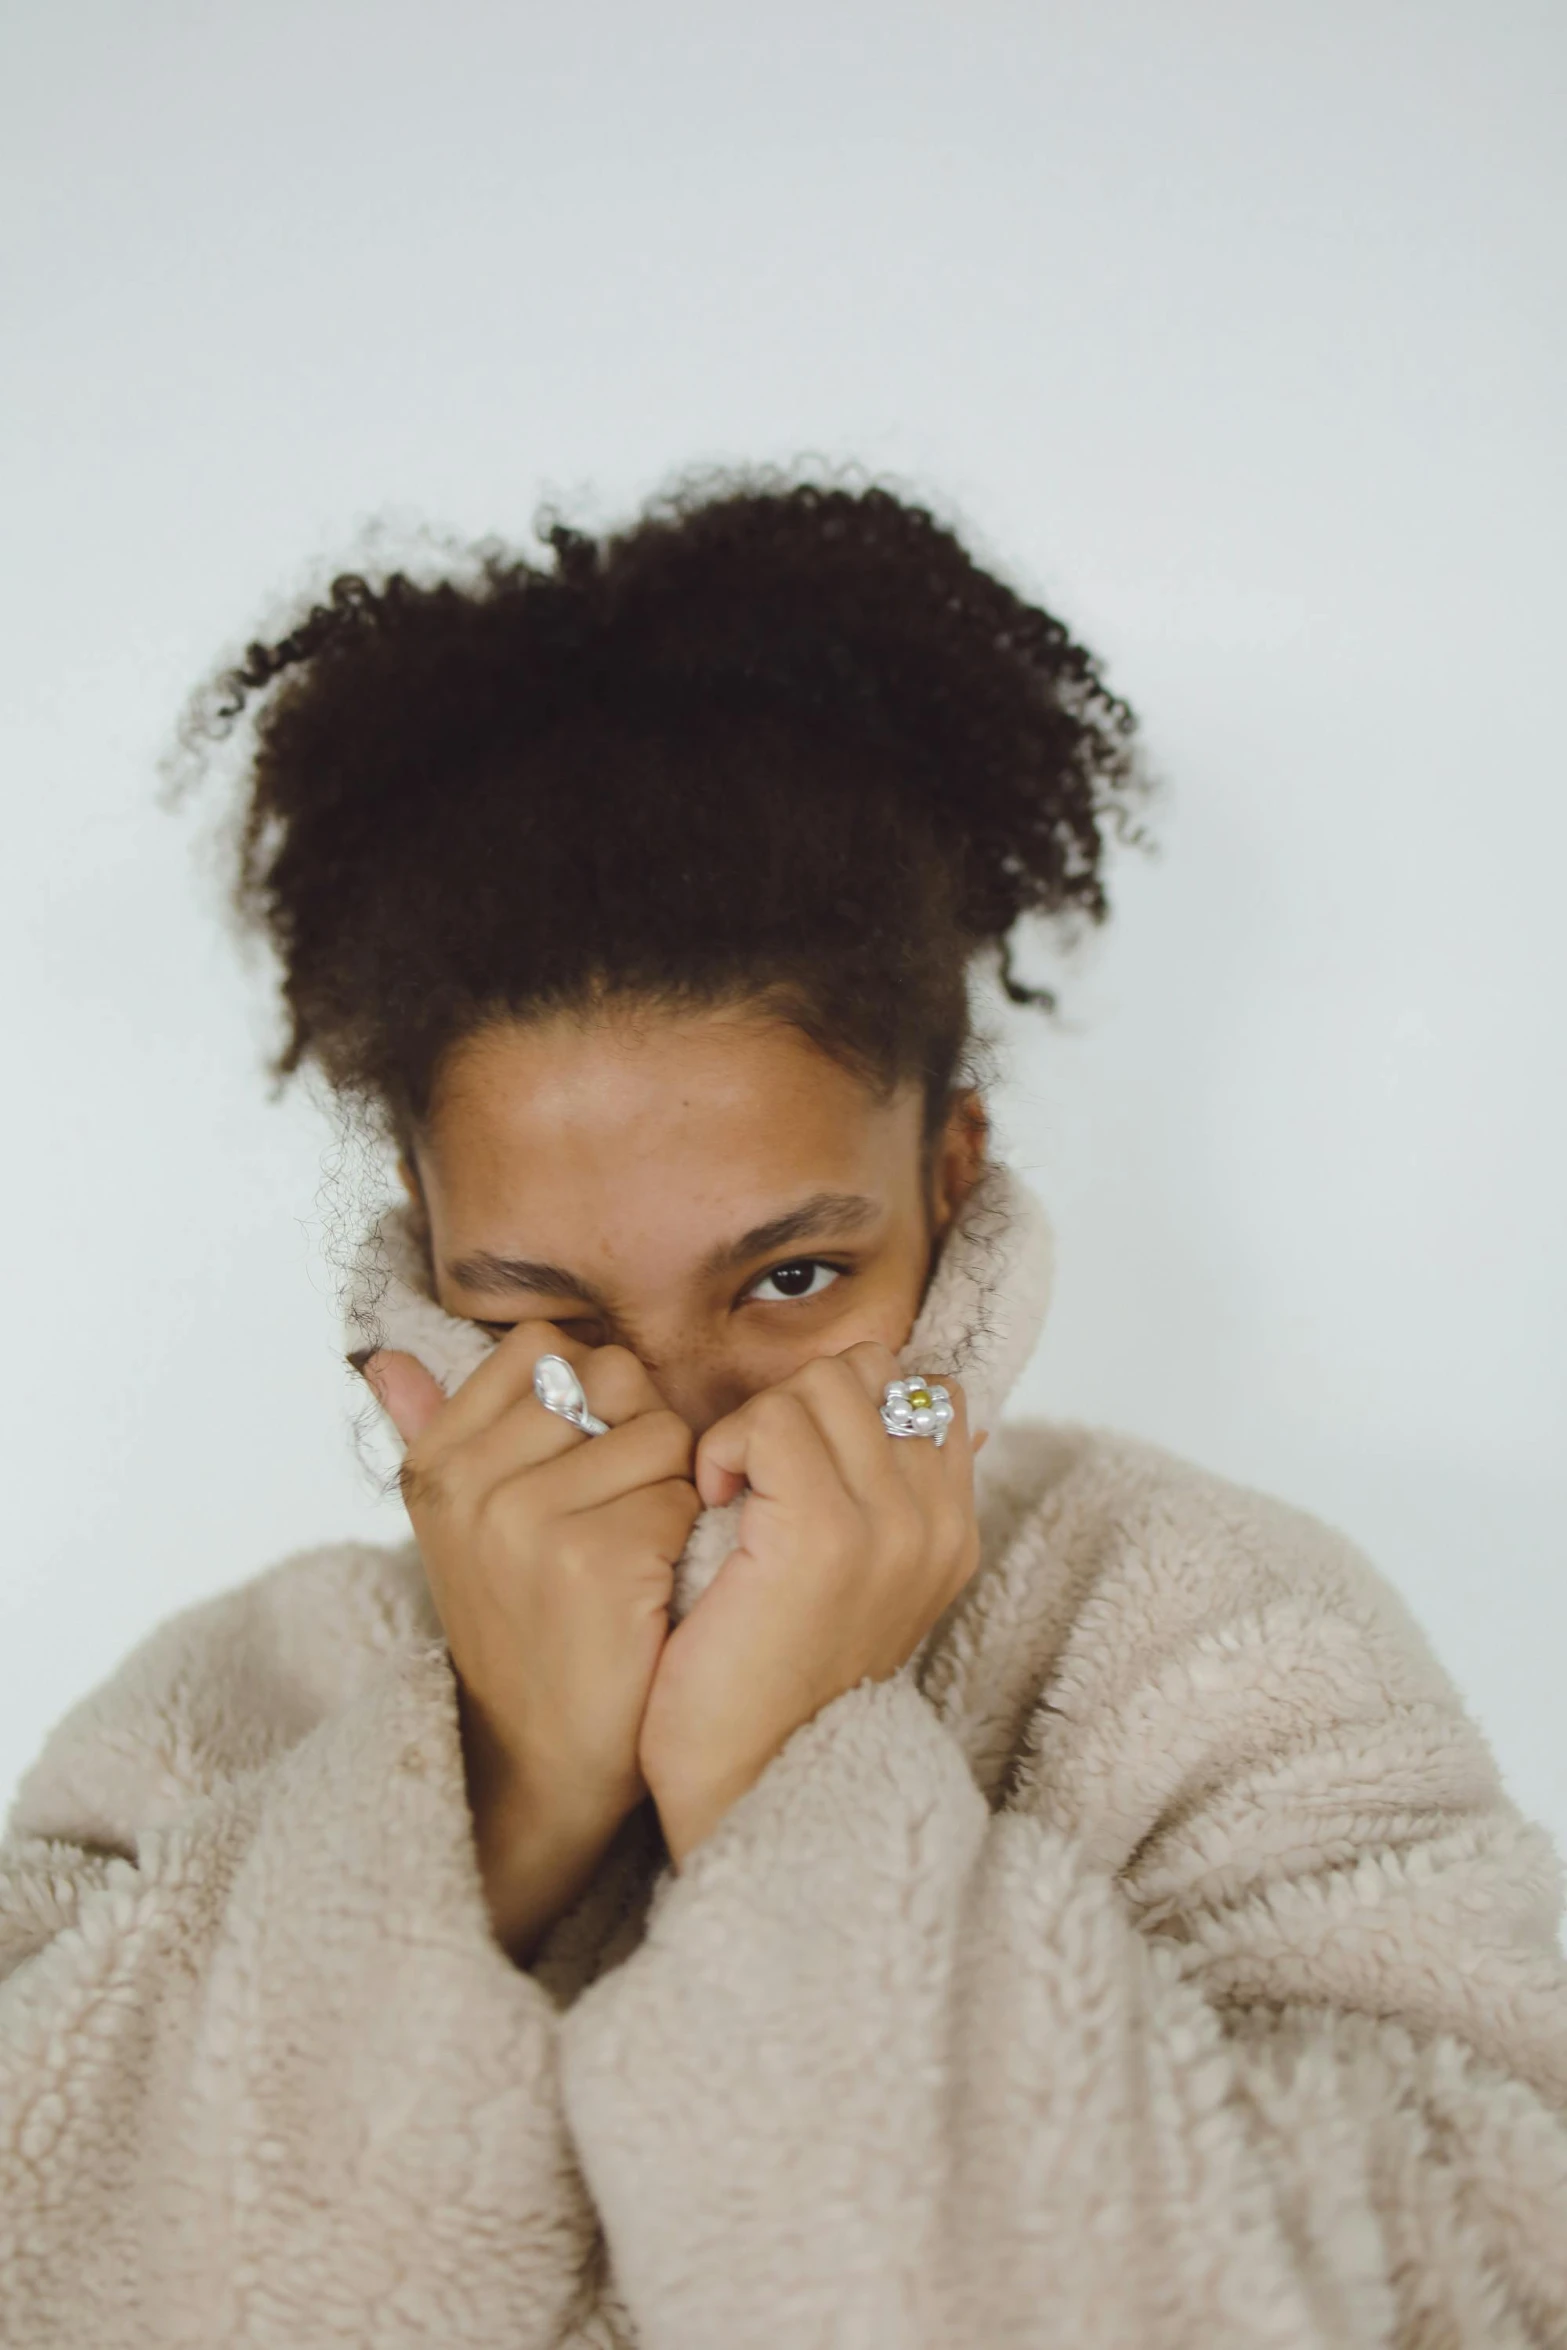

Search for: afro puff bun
xmin=172 ymin=467 xmax=1152 ymax=1151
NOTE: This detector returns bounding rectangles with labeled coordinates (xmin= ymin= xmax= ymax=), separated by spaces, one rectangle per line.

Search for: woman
xmin=3 ymin=475 xmax=1564 ymax=2350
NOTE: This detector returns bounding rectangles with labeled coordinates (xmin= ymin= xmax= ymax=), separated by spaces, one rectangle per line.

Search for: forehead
xmin=417 ymin=1008 xmax=921 ymax=1246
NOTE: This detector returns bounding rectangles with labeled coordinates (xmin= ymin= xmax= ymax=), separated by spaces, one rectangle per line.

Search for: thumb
xmin=354 ymin=1348 xmax=445 ymax=1447
xmin=693 ymin=1404 xmax=753 ymax=1511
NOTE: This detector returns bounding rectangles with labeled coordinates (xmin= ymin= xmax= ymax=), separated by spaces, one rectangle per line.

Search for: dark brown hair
xmin=169 ymin=467 xmax=1153 ymax=1165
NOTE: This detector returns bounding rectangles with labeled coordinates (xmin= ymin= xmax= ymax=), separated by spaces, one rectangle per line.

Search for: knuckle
xmin=519 ymin=1319 xmax=577 ymax=1358
xmin=590 ymin=1343 xmax=650 ymax=1409
xmin=642 ymin=1406 xmax=696 ymax=1465
xmin=472 ymin=1478 xmax=524 ymax=1547
xmin=551 ymin=1526 xmax=592 ymax=1579
xmin=656 ymin=1479 xmax=702 ymax=1546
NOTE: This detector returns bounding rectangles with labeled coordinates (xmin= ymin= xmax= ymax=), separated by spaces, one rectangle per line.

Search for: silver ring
xmin=533 ymin=1352 xmax=611 ymax=1436
xmin=880 ymin=1374 xmax=954 ymax=1447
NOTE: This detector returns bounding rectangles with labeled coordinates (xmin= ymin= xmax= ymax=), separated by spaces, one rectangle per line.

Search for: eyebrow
xmin=444 ymin=1190 xmax=883 ymax=1307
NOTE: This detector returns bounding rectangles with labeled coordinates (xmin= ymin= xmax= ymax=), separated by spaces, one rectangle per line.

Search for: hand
xmin=359 ymin=1328 xmax=699 ymax=1956
xmin=636 ymin=1346 xmax=984 ymax=1867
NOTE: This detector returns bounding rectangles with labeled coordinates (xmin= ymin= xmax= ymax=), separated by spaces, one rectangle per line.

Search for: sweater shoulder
xmin=969 ymin=1419 xmax=1567 ymax=2071
xmin=978 ymin=1414 xmax=1457 ymax=1686
xmin=947 ymin=1416 xmax=1518 ymax=1836
xmin=4 ymin=1535 xmax=441 ymax=1851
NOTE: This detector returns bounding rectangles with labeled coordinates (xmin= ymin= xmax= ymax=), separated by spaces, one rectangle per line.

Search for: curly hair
xmin=168 ymin=467 xmax=1154 ymax=1162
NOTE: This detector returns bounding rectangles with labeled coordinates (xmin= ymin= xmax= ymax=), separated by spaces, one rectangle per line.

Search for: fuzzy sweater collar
xmin=343 ymin=1154 xmax=1056 ymax=1623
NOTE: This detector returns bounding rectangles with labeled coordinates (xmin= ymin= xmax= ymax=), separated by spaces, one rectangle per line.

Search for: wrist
xmin=457 ymin=1687 xmax=633 ymax=1961
xmin=457 ymin=1675 xmax=641 ymax=1838
xmin=473 ymin=1777 xmax=626 ymax=1964
xmin=651 ymin=1754 xmax=771 ymax=1871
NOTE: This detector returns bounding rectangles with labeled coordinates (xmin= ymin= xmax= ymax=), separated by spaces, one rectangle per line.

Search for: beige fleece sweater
xmin=3 ymin=1159 xmax=1565 ymax=2348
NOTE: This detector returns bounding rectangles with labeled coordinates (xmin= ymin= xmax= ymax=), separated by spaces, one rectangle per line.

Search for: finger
xmin=460 ymin=1341 xmax=680 ymax=1492
xmin=862 ymin=1363 xmax=977 ymax=1552
xmin=873 ymin=1361 xmax=975 ymax=1496
xmin=504 ymin=1406 xmax=697 ymax=1522
xmin=357 ymin=1349 xmax=445 ymax=1447
xmin=359 ymin=1325 xmax=592 ymax=1466
xmin=417 ymin=1318 xmax=608 ymax=1450
xmin=694 ymin=1387 xmax=846 ymax=1518
xmin=548 ymin=1473 xmax=702 ymax=1572
xmin=779 ymin=1345 xmax=908 ymax=1511
xmin=790 ymin=1344 xmax=971 ymax=1513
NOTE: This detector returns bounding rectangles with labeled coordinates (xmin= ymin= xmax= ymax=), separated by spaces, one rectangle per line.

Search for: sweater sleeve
xmin=0 ymin=1548 xmax=598 ymax=2350
xmin=554 ymin=1474 xmax=1567 ymax=2350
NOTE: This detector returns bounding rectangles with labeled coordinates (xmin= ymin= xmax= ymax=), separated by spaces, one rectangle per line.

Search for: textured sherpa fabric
xmin=3 ymin=1158 xmax=1566 ymax=2349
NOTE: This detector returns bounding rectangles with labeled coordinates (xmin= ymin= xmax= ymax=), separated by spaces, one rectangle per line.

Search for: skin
xmin=361 ymin=999 xmax=992 ymax=1945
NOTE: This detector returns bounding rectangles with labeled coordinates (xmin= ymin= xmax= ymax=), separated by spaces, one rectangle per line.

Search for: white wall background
xmin=2 ymin=1 xmax=1563 ymax=1856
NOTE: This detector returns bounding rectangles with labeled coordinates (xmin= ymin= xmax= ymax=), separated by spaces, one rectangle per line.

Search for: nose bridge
xmin=623 ymin=1308 xmax=749 ymax=1438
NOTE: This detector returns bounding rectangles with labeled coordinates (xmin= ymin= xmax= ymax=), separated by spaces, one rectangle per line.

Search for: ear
xmin=396 ymin=1155 xmax=421 ymax=1207
xmin=929 ymin=1089 xmax=990 ymax=1233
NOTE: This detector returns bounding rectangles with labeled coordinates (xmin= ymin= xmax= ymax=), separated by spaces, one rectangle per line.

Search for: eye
xmin=475 ymin=1318 xmax=601 ymax=1344
xmin=745 ymin=1257 xmax=846 ymax=1305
